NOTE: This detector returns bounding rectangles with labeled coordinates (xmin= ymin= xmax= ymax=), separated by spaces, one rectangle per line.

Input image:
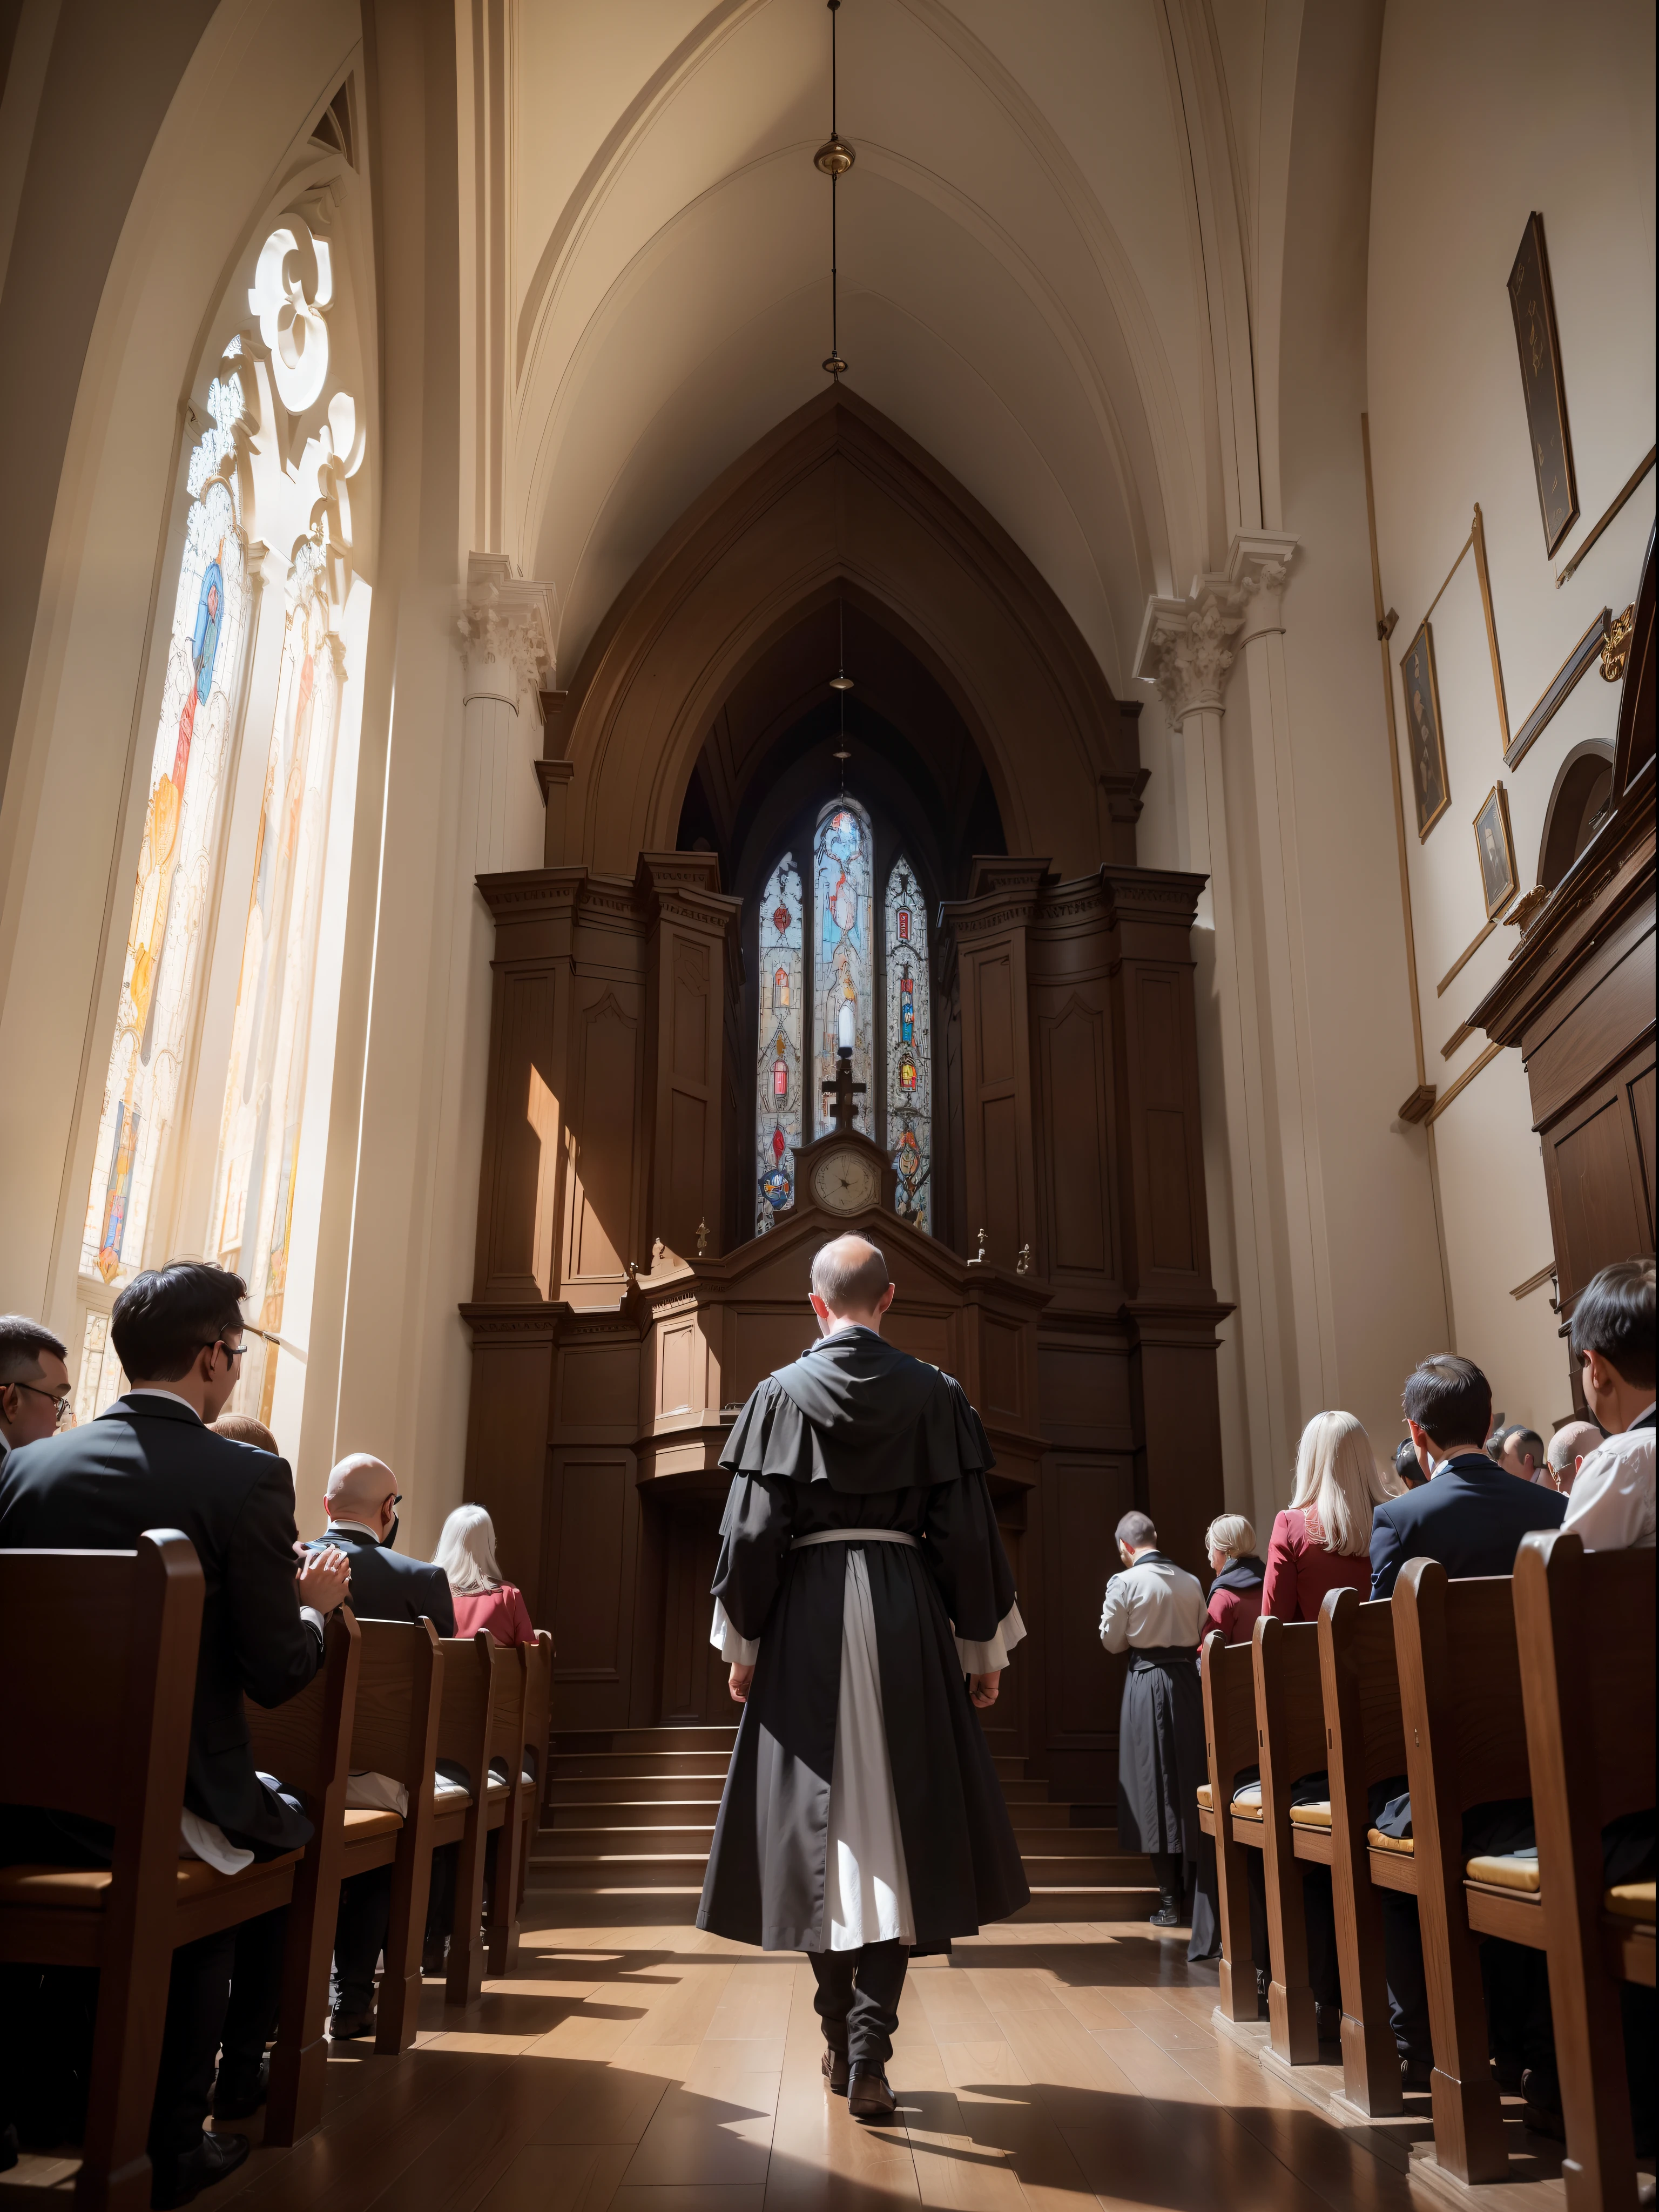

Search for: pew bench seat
xmin=1286 ymin=1799 xmax=1333 ymax=1864
xmin=1459 ymin=1858 xmax=1656 ymax=1985
xmin=0 ymin=1846 xmax=310 ymax=1958
xmin=1363 ymin=1827 xmax=1417 ymax=1896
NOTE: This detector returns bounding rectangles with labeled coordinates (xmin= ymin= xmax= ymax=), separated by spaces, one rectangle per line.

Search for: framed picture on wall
xmin=1400 ymin=619 xmax=1450 ymax=840
xmin=1507 ymin=212 xmax=1579 ymax=557
xmin=1473 ymin=782 xmax=1519 ymax=920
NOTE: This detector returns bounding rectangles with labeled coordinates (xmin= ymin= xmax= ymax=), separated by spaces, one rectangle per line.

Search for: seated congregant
xmin=0 ymin=1314 xmax=70 ymax=1461
xmin=1264 ymin=1411 xmax=1388 ymax=1622
xmin=1391 ymin=1437 xmax=1426 ymax=1491
xmin=1199 ymin=1514 xmax=1263 ymax=1644
xmin=1543 ymin=1417 xmax=1601 ymax=1494
xmin=210 ymin=1411 xmax=280 ymax=1455
xmin=1562 ymin=1258 xmax=1655 ymax=1552
xmin=1489 ymin=1424 xmax=1546 ymax=1483
xmin=434 ymin=1505 xmax=537 ymax=1645
xmin=304 ymin=1455 xmax=455 ymax=2040
xmin=0 ymin=1264 xmax=351 ymax=2203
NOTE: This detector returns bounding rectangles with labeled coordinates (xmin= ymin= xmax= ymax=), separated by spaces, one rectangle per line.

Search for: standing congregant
xmin=1099 ymin=1510 xmax=1208 ymax=1929
xmin=697 ymin=1235 xmax=1029 ymax=2120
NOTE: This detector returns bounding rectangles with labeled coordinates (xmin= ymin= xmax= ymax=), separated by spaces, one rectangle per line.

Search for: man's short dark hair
xmin=0 ymin=1315 xmax=68 ymax=1386
xmin=1116 ymin=1509 xmax=1157 ymax=1549
xmin=1402 ymin=1355 xmax=1492 ymax=1452
xmin=1392 ymin=1437 xmax=1424 ymax=1487
xmin=1505 ymin=1427 xmax=1545 ymax=1468
xmin=810 ymin=1236 xmax=890 ymax=1313
xmin=110 ymin=1264 xmax=247 ymax=1382
xmin=1569 ymin=1260 xmax=1656 ymax=1390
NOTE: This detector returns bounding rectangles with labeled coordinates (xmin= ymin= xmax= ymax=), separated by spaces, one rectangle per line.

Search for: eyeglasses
xmin=12 ymin=1380 xmax=72 ymax=1418
xmin=200 ymin=1339 xmax=248 ymax=1364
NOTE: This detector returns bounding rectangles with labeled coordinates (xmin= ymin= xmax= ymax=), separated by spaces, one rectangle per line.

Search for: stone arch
xmin=560 ymin=389 xmax=1139 ymax=881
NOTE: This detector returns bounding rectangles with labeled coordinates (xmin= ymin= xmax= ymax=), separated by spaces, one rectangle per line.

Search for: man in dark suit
xmin=303 ymin=1453 xmax=455 ymax=2036
xmin=1367 ymin=1354 xmax=1566 ymax=2115
xmin=0 ymin=1263 xmax=349 ymax=2208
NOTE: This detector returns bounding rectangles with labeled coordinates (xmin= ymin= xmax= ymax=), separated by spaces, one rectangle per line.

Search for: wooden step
xmin=528 ymin=1851 xmax=713 ymax=1888
xmin=552 ymin=1726 xmax=736 ymax=1754
xmin=547 ymin=1772 xmax=728 ymax=1804
xmin=546 ymin=1796 xmax=723 ymax=1826
xmin=548 ymin=1748 xmax=743 ymax=1779
xmin=537 ymin=1825 xmax=714 ymax=1857
xmin=1011 ymin=1885 xmax=1164 ymax=1921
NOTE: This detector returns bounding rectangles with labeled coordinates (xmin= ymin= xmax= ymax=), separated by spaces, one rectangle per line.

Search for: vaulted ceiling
xmin=497 ymin=0 xmax=1279 ymax=701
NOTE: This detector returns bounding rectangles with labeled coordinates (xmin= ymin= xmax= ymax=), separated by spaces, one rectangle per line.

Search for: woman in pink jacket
xmin=1262 ymin=1412 xmax=1392 ymax=1622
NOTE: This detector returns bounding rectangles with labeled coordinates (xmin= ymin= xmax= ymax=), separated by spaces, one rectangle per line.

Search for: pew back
xmin=1518 ymin=1536 xmax=1655 ymax=1827
xmin=1399 ymin=1572 xmax=1529 ymax=1816
xmin=1253 ymin=1615 xmax=1325 ymax=1781
xmin=248 ymin=1617 xmax=359 ymax=1811
xmin=1346 ymin=1599 xmax=1407 ymax=1782
xmin=350 ymin=1616 xmax=443 ymax=1786
xmin=0 ymin=1537 xmax=202 ymax=1827
xmin=436 ymin=1631 xmax=496 ymax=1786
xmin=521 ymin=1629 xmax=553 ymax=1789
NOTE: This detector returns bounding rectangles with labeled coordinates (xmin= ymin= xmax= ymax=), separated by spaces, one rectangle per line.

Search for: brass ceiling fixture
xmin=832 ymin=598 xmax=853 ymax=790
xmin=814 ymin=0 xmax=854 ymax=378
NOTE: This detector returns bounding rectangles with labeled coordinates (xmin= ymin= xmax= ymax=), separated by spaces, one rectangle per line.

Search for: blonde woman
xmin=433 ymin=1505 xmax=536 ymax=1645
xmin=1199 ymin=1514 xmax=1264 ymax=1644
xmin=1262 ymin=1412 xmax=1391 ymax=1621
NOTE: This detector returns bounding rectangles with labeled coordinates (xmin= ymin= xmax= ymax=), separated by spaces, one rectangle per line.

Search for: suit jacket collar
xmin=322 ymin=1522 xmax=385 ymax=1547
xmin=1433 ymin=1450 xmax=1500 ymax=1478
xmin=100 ymin=1392 xmax=205 ymax=1429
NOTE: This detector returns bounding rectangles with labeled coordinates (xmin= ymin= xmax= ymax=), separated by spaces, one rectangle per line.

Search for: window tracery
xmin=884 ymin=854 xmax=932 ymax=1231
xmin=812 ymin=798 xmax=873 ymax=1136
xmin=754 ymin=856 xmax=804 ymax=1231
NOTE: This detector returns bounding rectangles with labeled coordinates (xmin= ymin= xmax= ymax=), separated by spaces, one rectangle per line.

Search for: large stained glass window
xmin=754 ymin=855 xmax=804 ymax=1232
xmin=210 ymin=548 xmax=342 ymax=1420
xmin=78 ymin=379 xmax=251 ymax=1319
xmin=884 ymin=854 xmax=932 ymax=1230
xmin=812 ymin=799 xmax=874 ymax=1139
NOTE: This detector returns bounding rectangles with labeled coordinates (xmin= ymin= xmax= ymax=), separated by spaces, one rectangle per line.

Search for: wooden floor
xmin=21 ymin=1894 xmax=1609 ymax=2212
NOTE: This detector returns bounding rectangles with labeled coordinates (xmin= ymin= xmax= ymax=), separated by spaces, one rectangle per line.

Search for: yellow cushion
xmin=0 ymin=1849 xmax=304 ymax=1911
xmin=1368 ymin=1829 xmax=1414 ymax=1856
xmin=1606 ymin=1882 xmax=1656 ymax=1923
xmin=1289 ymin=1803 xmax=1332 ymax=1829
xmin=431 ymin=1787 xmax=473 ymax=1813
xmin=341 ymin=1807 xmax=402 ymax=1844
xmin=1196 ymin=1784 xmax=1213 ymax=1809
xmin=1466 ymin=1854 xmax=1540 ymax=1894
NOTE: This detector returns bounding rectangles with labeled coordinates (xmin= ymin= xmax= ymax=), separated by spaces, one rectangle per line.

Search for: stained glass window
xmin=78 ymin=395 xmax=251 ymax=1353
xmin=754 ymin=855 xmax=804 ymax=1231
xmin=884 ymin=854 xmax=932 ymax=1231
xmin=210 ymin=549 xmax=342 ymax=1420
xmin=813 ymin=799 xmax=874 ymax=1142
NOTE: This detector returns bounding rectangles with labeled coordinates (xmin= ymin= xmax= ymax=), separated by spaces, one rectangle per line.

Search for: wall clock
xmin=810 ymin=1147 xmax=881 ymax=1215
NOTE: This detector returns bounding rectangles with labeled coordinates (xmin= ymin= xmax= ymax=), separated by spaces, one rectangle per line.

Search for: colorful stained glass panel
xmin=813 ymin=800 xmax=874 ymax=1139
xmin=884 ymin=854 xmax=932 ymax=1232
xmin=754 ymin=855 xmax=804 ymax=1231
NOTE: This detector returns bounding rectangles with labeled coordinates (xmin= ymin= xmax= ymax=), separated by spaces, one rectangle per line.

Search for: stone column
xmin=456 ymin=552 xmax=556 ymax=876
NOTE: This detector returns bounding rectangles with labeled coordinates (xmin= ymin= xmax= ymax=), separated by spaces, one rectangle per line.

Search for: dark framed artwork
xmin=1507 ymin=212 xmax=1579 ymax=556
xmin=1473 ymin=782 xmax=1519 ymax=920
xmin=1400 ymin=619 xmax=1450 ymax=840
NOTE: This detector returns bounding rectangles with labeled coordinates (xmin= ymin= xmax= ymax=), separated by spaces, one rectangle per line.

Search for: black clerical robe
xmin=696 ymin=1327 xmax=1030 ymax=1953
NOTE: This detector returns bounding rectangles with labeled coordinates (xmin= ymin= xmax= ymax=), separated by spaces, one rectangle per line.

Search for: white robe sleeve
xmin=711 ymin=1596 xmax=760 ymax=1666
xmin=955 ymin=1599 xmax=1027 ymax=1675
xmin=1098 ymin=1574 xmax=1131 ymax=1653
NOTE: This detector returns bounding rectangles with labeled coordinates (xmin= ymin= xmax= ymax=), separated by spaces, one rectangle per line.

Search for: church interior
xmin=0 ymin=0 xmax=1653 ymax=2206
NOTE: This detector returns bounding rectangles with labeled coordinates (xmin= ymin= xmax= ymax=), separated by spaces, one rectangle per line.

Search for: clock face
xmin=811 ymin=1147 xmax=881 ymax=1215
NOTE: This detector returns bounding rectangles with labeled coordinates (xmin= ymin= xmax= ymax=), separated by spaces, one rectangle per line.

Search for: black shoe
xmin=211 ymin=2053 xmax=267 ymax=2123
xmin=1148 ymin=1899 xmax=1181 ymax=1927
xmin=329 ymin=2006 xmax=375 ymax=2041
xmin=820 ymin=2043 xmax=849 ymax=2095
xmin=1315 ymin=2004 xmax=1341 ymax=2047
xmin=1400 ymin=2055 xmax=1433 ymax=2092
xmin=150 ymin=2129 xmax=250 ymax=2209
xmin=847 ymin=2061 xmax=897 ymax=2120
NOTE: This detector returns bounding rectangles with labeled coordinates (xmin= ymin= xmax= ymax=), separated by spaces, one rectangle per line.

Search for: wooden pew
xmin=332 ymin=1616 xmax=443 ymax=2055
xmin=1392 ymin=1557 xmax=1534 ymax=2184
xmin=240 ymin=1602 xmax=361 ymax=2143
xmin=477 ymin=1640 xmax=531 ymax=1982
xmin=428 ymin=1632 xmax=500 ymax=2007
xmin=496 ymin=1629 xmax=552 ymax=1972
xmin=1318 ymin=1586 xmax=1412 ymax=2117
xmin=0 ymin=1534 xmax=360 ymax=2202
xmin=1198 ymin=1629 xmax=1264 ymax=2024
xmin=1252 ymin=1614 xmax=1328 ymax=2063
xmin=1513 ymin=1529 xmax=1656 ymax=2212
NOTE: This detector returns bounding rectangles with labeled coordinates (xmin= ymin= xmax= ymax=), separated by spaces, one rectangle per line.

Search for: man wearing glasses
xmin=0 ymin=1314 xmax=71 ymax=1459
xmin=0 ymin=1261 xmax=350 ymax=2207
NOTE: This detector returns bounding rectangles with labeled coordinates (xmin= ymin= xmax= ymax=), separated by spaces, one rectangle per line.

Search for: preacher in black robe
xmin=696 ymin=1236 xmax=1029 ymax=2108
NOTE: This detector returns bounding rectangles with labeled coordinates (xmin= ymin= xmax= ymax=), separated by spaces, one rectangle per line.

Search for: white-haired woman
xmin=1262 ymin=1412 xmax=1392 ymax=1621
xmin=433 ymin=1505 xmax=536 ymax=1645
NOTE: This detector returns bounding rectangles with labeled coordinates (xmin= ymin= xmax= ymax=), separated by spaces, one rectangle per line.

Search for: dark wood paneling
xmin=547 ymin=1450 xmax=638 ymax=1730
xmin=567 ymin=991 xmax=640 ymax=1286
xmin=1038 ymin=999 xmax=1109 ymax=1276
xmin=661 ymin=1513 xmax=725 ymax=1723
xmin=1543 ymin=1044 xmax=1658 ymax=1307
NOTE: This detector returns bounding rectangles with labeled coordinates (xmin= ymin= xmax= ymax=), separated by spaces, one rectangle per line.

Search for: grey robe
xmin=696 ymin=1328 xmax=1030 ymax=1952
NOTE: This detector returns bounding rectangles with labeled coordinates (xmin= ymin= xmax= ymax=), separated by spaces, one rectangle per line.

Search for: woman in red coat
xmin=1262 ymin=1412 xmax=1393 ymax=1622
xmin=1200 ymin=1515 xmax=1265 ymax=1644
xmin=433 ymin=1505 xmax=537 ymax=1644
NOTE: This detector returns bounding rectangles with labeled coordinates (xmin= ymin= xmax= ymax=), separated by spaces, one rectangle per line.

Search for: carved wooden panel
xmin=884 ymin=1311 xmax=952 ymax=1370
xmin=980 ymin=1314 xmax=1022 ymax=1422
xmin=1135 ymin=972 xmax=1198 ymax=1277
xmin=1036 ymin=995 xmax=1110 ymax=1277
xmin=462 ymin=1329 xmax=554 ymax=1617
xmin=557 ymin=1342 xmax=640 ymax=1432
xmin=547 ymin=1450 xmax=638 ymax=1729
xmin=1037 ymin=1340 xmax=1132 ymax=1446
xmin=977 ymin=956 xmax=1015 ymax=1083
xmin=1545 ymin=1043 xmax=1657 ymax=1304
xmin=481 ymin=969 xmax=561 ymax=1300
xmin=565 ymin=990 xmax=640 ymax=1286
xmin=659 ymin=1321 xmax=696 ymax=1416
xmin=660 ymin=1513 xmax=725 ymax=1723
xmin=1046 ymin=1456 xmax=1134 ymax=1743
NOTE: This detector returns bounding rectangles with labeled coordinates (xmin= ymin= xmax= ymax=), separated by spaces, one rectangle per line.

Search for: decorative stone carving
xmin=249 ymin=219 xmax=334 ymax=414
xmin=457 ymin=552 xmax=556 ymax=709
xmin=1133 ymin=532 xmax=1298 ymax=722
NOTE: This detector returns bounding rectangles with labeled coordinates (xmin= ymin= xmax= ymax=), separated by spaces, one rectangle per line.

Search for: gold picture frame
xmin=1473 ymin=782 xmax=1518 ymax=921
xmin=1400 ymin=619 xmax=1450 ymax=840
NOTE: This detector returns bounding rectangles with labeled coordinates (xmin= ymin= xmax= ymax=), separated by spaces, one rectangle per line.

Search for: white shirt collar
xmin=124 ymin=1387 xmax=201 ymax=1415
xmin=325 ymin=1519 xmax=383 ymax=1543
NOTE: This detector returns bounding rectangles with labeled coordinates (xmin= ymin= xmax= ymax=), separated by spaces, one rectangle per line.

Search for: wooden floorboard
xmin=15 ymin=1903 xmax=1624 ymax=2210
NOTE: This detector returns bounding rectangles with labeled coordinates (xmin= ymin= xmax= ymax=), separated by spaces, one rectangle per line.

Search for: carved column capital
xmin=1135 ymin=590 xmax=1240 ymax=725
xmin=457 ymin=551 xmax=556 ymax=710
xmin=1226 ymin=530 xmax=1298 ymax=645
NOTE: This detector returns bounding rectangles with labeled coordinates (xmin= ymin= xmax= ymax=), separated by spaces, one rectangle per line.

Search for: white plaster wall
xmin=1367 ymin=0 xmax=1655 ymax=1425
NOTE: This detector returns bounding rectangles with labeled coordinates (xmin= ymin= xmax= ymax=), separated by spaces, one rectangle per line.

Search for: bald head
xmin=1545 ymin=1419 xmax=1602 ymax=1494
xmin=326 ymin=1453 xmax=400 ymax=1541
xmin=809 ymin=1236 xmax=894 ymax=1332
